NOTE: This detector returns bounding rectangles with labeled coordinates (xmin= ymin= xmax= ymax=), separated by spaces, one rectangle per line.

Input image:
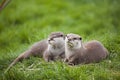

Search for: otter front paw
xmin=44 ymin=58 xmax=50 ymax=62
xmin=64 ymin=58 xmax=68 ymax=62
xmin=68 ymin=62 xmax=75 ymax=66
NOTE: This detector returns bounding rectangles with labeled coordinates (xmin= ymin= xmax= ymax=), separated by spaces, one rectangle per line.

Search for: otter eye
xmin=79 ymin=37 xmax=82 ymax=40
xmin=60 ymin=35 xmax=63 ymax=37
xmin=65 ymin=35 xmax=68 ymax=38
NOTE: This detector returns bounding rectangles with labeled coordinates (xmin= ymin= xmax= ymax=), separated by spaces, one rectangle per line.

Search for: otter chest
xmin=65 ymin=50 xmax=74 ymax=59
xmin=50 ymin=48 xmax=64 ymax=56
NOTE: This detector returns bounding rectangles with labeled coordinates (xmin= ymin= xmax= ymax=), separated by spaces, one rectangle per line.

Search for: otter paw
xmin=68 ymin=62 xmax=75 ymax=66
xmin=64 ymin=58 xmax=68 ymax=62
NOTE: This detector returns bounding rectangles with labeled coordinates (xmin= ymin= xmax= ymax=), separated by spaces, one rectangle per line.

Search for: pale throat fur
xmin=48 ymin=36 xmax=65 ymax=56
xmin=65 ymin=33 xmax=83 ymax=58
xmin=64 ymin=33 xmax=109 ymax=65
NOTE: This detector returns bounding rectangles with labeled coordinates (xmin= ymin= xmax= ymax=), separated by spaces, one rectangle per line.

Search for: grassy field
xmin=0 ymin=0 xmax=120 ymax=80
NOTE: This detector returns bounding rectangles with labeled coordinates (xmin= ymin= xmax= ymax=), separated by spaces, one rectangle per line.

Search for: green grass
xmin=0 ymin=0 xmax=120 ymax=80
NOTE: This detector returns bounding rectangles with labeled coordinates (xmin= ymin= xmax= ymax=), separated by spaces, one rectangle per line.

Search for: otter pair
xmin=5 ymin=32 xmax=108 ymax=72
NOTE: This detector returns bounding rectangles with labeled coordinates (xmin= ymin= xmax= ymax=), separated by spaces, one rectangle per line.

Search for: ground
xmin=0 ymin=0 xmax=120 ymax=80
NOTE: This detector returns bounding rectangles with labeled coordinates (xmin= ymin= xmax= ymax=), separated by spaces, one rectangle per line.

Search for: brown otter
xmin=64 ymin=33 xmax=108 ymax=65
xmin=5 ymin=32 xmax=65 ymax=73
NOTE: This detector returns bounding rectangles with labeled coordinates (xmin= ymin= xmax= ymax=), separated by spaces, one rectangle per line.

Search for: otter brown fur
xmin=5 ymin=32 xmax=65 ymax=73
xmin=64 ymin=33 xmax=109 ymax=65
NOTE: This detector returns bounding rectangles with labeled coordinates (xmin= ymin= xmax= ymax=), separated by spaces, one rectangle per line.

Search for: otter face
xmin=48 ymin=32 xmax=65 ymax=48
xmin=65 ymin=33 xmax=82 ymax=49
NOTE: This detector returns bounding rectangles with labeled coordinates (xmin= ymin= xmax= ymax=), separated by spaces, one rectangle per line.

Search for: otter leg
xmin=43 ymin=51 xmax=54 ymax=62
xmin=68 ymin=62 xmax=75 ymax=66
xmin=67 ymin=57 xmax=78 ymax=66
xmin=64 ymin=58 xmax=69 ymax=62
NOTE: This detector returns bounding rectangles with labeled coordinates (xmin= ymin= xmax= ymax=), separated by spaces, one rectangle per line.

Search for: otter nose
xmin=49 ymin=38 xmax=54 ymax=41
xmin=51 ymin=38 xmax=54 ymax=40
xmin=68 ymin=39 xmax=72 ymax=41
xmin=48 ymin=40 xmax=51 ymax=42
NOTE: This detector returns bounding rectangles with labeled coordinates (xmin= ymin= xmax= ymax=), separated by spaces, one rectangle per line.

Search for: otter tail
xmin=4 ymin=50 xmax=31 ymax=73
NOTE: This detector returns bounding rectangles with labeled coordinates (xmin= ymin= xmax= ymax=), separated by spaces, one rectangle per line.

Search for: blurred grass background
xmin=0 ymin=0 xmax=120 ymax=80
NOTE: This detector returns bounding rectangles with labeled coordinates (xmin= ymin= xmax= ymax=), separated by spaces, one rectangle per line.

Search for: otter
xmin=43 ymin=32 xmax=65 ymax=62
xmin=5 ymin=32 xmax=65 ymax=73
xmin=64 ymin=33 xmax=108 ymax=65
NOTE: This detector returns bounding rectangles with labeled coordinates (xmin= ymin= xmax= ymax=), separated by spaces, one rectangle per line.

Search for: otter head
xmin=48 ymin=32 xmax=65 ymax=49
xmin=65 ymin=33 xmax=82 ymax=49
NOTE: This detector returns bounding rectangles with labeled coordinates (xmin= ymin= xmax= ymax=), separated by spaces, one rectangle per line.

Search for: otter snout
xmin=48 ymin=38 xmax=55 ymax=45
xmin=67 ymin=41 xmax=74 ymax=48
xmin=68 ymin=38 xmax=72 ymax=41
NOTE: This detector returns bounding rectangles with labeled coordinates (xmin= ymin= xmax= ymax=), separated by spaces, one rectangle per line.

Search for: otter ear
xmin=64 ymin=34 xmax=68 ymax=40
xmin=65 ymin=34 xmax=67 ymax=38
xmin=65 ymin=34 xmax=67 ymax=37
xmin=63 ymin=35 xmax=67 ymax=39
